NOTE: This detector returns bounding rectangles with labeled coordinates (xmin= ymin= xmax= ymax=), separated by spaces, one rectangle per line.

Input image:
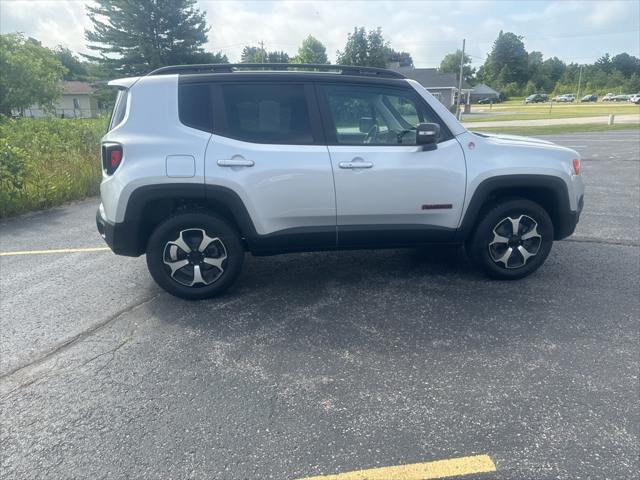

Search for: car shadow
xmin=147 ymin=244 xmax=561 ymax=355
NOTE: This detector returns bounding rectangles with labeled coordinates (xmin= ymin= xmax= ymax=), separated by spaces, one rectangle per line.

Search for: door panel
xmin=205 ymin=82 xmax=336 ymax=241
xmin=329 ymin=139 xmax=466 ymax=228
xmin=205 ymin=135 xmax=335 ymax=235
xmin=318 ymin=83 xmax=467 ymax=245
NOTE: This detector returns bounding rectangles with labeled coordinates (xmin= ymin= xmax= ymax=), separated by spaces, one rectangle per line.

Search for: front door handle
xmin=217 ymin=158 xmax=255 ymax=167
xmin=338 ymin=160 xmax=373 ymax=169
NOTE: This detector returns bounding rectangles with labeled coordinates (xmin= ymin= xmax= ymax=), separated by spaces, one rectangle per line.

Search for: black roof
xmin=148 ymin=63 xmax=406 ymax=79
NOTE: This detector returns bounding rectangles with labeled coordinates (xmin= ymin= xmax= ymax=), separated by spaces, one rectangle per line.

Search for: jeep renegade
xmin=96 ymin=64 xmax=584 ymax=300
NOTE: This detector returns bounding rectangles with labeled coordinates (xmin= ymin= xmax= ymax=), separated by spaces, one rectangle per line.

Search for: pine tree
xmin=336 ymin=27 xmax=389 ymax=68
xmin=85 ymin=0 xmax=218 ymax=75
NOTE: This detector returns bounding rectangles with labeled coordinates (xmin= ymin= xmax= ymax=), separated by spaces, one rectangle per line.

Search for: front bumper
xmin=555 ymin=195 xmax=583 ymax=240
xmin=96 ymin=205 xmax=142 ymax=257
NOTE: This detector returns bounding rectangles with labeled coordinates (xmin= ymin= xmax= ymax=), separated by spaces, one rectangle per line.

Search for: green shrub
xmin=0 ymin=116 xmax=107 ymax=217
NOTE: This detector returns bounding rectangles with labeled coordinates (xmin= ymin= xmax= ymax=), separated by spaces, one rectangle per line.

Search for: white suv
xmin=96 ymin=64 xmax=584 ymax=299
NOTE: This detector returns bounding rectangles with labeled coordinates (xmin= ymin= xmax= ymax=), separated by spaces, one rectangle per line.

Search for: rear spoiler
xmin=107 ymin=77 xmax=140 ymax=89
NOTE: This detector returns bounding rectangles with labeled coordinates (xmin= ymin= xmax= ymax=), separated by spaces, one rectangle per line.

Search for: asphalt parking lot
xmin=1 ymin=130 xmax=638 ymax=479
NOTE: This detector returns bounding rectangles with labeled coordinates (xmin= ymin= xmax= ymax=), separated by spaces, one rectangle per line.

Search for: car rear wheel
xmin=467 ymin=198 xmax=554 ymax=280
xmin=146 ymin=212 xmax=244 ymax=299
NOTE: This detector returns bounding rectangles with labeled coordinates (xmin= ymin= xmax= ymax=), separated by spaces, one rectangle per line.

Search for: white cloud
xmin=0 ymin=0 xmax=92 ymax=53
xmin=0 ymin=0 xmax=638 ymax=67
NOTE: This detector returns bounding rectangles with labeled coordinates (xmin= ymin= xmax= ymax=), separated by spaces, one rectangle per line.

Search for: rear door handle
xmin=217 ymin=158 xmax=255 ymax=167
xmin=338 ymin=160 xmax=373 ymax=169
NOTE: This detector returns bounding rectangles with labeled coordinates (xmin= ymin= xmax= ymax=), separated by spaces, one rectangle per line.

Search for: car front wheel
xmin=467 ymin=199 xmax=554 ymax=280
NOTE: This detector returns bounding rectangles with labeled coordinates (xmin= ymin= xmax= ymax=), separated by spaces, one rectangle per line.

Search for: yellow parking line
xmin=297 ymin=454 xmax=496 ymax=480
xmin=0 ymin=247 xmax=111 ymax=256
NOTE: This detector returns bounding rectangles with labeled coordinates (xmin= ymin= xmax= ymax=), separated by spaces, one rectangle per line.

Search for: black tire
xmin=466 ymin=198 xmax=554 ymax=280
xmin=146 ymin=212 xmax=244 ymax=300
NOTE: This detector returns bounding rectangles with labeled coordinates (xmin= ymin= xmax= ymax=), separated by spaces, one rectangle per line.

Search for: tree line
xmin=2 ymin=0 xmax=638 ymax=115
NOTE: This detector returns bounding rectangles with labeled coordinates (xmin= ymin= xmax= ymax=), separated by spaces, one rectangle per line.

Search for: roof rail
xmin=147 ymin=63 xmax=406 ymax=79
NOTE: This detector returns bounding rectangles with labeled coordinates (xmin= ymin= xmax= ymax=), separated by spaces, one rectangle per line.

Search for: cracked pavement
xmin=1 ymin=130 xmax=639 ymax=479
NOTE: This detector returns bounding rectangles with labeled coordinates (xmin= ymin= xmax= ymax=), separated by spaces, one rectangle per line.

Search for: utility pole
xmin=576 ymin=64 xmax=583 ymax=101
xmin=258 ymin=40 xmax=265 ymax=63
xmin=456 ymin=39 xmax=466 ymax=120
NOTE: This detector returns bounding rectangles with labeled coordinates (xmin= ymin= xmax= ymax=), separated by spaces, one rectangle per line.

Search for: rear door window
xmin=218 ymin=83 xmax=314 ymax=144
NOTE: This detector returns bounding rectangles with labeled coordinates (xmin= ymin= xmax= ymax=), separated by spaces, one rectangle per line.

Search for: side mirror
xmin=416 ymin=123 xmax=440 ymax=151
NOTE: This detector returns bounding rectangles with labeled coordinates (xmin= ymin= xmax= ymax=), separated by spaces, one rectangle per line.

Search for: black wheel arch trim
xmin=455 ymin=174 xmax=579 ymax=242
xmin=101 ymin=183 xmax=259 ymax=257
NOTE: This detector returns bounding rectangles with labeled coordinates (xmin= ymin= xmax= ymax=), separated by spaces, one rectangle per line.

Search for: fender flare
xmin=455 ymin=174 xmax=573 ymax=241
xmin=118 ymin=183 xmax=258 ymax=255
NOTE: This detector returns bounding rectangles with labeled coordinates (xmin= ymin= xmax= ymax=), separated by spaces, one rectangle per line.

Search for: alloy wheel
xmin=488 ymin=215 xmax=542 ymax=269
xmin=163 ymin=229 xmax=227 ymax=286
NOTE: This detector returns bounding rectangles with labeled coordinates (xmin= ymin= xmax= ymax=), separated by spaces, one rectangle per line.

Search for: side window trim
xmin=210 ymin=81 xmax=324 ymax=145
xmin=315 ymin=82 xmax=452 ymax=146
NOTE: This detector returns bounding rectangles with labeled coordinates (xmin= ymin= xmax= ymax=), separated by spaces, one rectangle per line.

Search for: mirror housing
xmin=416 ymin=123 xmax=440 ymax=150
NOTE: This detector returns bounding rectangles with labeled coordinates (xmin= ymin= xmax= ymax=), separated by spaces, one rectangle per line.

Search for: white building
xmin=20 ymin=81 xmax=102 ymax=118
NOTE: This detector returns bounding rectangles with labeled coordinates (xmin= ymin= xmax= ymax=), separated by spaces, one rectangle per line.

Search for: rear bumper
xmin=96 ymin=206 xmax=142 ymax=257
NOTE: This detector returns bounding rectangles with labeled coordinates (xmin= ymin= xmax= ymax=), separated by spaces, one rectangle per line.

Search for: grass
xmin=468 ymin=122 xmax=640 ymax=136
xmin=0 ymin=116 xmax=107 ymax=218
xmin=462 ymin=102 xmax=640 ymax=122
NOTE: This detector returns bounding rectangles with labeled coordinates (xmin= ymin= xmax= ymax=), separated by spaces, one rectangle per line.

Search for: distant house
xmin=470 ymin=83 xmax=500 ymax=102
xmin=20 ymin=81 xmax=102 ymax=118
xmin=388 ymin=64 xmax=472 ymax=108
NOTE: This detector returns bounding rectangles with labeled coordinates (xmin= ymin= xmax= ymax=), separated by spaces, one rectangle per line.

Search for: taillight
xmin=102 ymin=144 xmax=123 ymax=175
xmin=110 ymin=149 xmax=122 ymax=169
xmin=572 ymin=158 xmax=581 ymax=175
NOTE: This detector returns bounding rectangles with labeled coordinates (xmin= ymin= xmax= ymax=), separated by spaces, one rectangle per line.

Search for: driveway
xmin=1 ymin=130 xmax=638 ymax=480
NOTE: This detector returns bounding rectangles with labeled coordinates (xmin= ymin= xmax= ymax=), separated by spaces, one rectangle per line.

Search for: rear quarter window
xmin=108 ymin=89 xmax=128 ymax=131
xmin=178 ymin=83 xmax=214 ymax=132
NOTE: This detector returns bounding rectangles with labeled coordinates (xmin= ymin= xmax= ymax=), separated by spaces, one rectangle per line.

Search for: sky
xmin=1 ymin=0 xmax=639 ymax=68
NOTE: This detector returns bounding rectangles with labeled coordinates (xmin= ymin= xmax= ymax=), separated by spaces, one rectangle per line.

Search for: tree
xmin=292 ymin=35 xmax=328 ymax=64
xmin=336 ymin=27 xmax=388 ymax=68
xmin=541 ymin=57 xmax=565 ymax=84
xmin=53 ymin=46 xmax=88 ymax=80
xmin=482 ymin=31 xmax=528 ymax=87
xmin=240 ymin=46 xmax=288 ymax=63
xmin=594 ymin=53 xmax=612 ymax=74
xmin=0 ymin=33 xmax=67 ymax=116
xmin=241 ymin=46 xmax=265 ymax=63
xmin=526 ymin=50 xmax=544 ymax=89
xmin=439 ymin=49 xmax=475 ymax=83
xmin=191 ymin=51 xmax=228 ymax=64
xmin=85 ymin=0 xmax=213 ymax=75
xmin=611 ymin=52 xmax=640 ymax=78
xmin=267 ymin=51 xmax=289 ymax=63
xmin=386 ymin=49 xmax=413 ymax=68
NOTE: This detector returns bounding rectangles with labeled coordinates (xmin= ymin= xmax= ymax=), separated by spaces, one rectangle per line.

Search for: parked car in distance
xmin=630 ymin=94 xmax=640 ymax=104
xmin=476 ymin=97 xmax=497 ymax=104
xmin=525 ymin=94 xmax=547 ymax=104
xmin=553 ymin=94 xmax=575 ymax=102
xmin=96 ymin=63 xmax=584 ymax=299
xmin=581 ymin=94 xmax=598 ymax=102
xmin=602 ymin=93 xmax=615 ymax=101
xmin=611 ymin=94 xmax=630 ymax=102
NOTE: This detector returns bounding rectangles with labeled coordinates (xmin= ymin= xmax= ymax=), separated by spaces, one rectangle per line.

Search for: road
xmin=462 ymin=113 xmax=640 ymax=128
xmin=1 ymin=130 xmax=638 ymax=479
